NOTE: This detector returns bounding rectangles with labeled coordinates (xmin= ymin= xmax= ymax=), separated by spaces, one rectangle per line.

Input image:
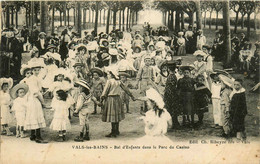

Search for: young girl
xmin=50 ymin=90 xmax=73 ymax=142
xmin=177 ymin=66 xmax=195 ymax=128
xmin=193 ymin=50 xmax=207 ymax=78
xmin=90 ymin=67 xmax=106 ymax=114
xmin=0 ymin=78 xmax=14 ymax=136
xmin=101 ymin=66 xmax=136 ymax=137
xmin=74 ymin=80 xmax=100 ymax=142
xmin=10 ymin=83 xmax=29 ymax=138
xmin=218 ymin=74 xmax=233 ymax=138
xmin=194 ymin=75 xmax=211 ymax=126
xmin=230 ymin=79 xmax=247 ymax=140
xmin=24 ymin=59 xmax=48 ymax=143
xmin=119 ymin=71 xmax=133 ymax=114
xmin=19 ymin=64 xmax=32 ymax=84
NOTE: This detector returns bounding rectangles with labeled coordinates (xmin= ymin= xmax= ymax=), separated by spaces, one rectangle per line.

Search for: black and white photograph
xmin=0 ymin=0 xmax=259 ymax=163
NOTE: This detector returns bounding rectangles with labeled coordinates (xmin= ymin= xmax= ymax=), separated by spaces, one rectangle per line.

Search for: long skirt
xmin=177 ymin=45 xmax=186 ymax=56
xmin=180 ymin=92 xmax=194 ymax=115
xmin=222 ymin=105 xmax=231 ymax=135
xmin=102 ymin=96 xmax=124 ymax=123
xmin=212 ymin=98 xmax=221 ymax=125
xmin=1 ymin=105 xmax=12 ymax=125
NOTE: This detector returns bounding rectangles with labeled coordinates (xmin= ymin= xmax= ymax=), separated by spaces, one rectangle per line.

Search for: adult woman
xmin=101 ymin=66 xmax=136 ymax=137
xmin=163 ymin=61 xmax=181 ymax=129
xmin=59 ymin=29 xmax=71 ymax=60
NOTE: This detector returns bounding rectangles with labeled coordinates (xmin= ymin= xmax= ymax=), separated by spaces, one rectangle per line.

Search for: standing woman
xmin=101 ymin=66 xmax=136 ymax=137
xmin=176 ymin=32 xmax=186 ymax=56
xmin=59 ymin=29 xmax=71 ymax=61
xmin=163 ymin=61 xmax=181 ymax=129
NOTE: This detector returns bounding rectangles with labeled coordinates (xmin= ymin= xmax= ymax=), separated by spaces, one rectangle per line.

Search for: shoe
xmin=105 ymin=132 xmax=117 ymax=138
xmin=35 ymin=138 xmax=48 ymax=144
xmin=92 ymin=111 xmax=97 ymax=115
xmin=115 ymin=131 xmax=120 ymax=135
xmin=83 ymin=135 xmax=90 ymax=141
xmin=74 ymin=136 xmax=84 ymax=142
xmin=126 ymin=111 xmax=132 ymax=114
xmin=62 ymin=135 xmax=66 ymax=141
xmin=20 ymin=132 xmax=26 ymax=138
xmin=30 ymin=135 xmax=36 ymax=141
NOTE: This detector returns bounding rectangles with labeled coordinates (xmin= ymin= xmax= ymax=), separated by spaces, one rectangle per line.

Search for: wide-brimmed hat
xmin=167 ymin=50 xmax=174 ymax=56
xmin=148 ymin=44 xmax=155 ymax=49
xmin=109 ymin=49 xmax=119 ymax=56
xmin=118 ymin=71 xmax=130 ymax=78
xmin=134 ymin=46 xmax=142 ymax=52
xmin=28 ymin=58 xmax=45 ymax=68
xmin=219 ymin=74 xmax=234 ymax=88
xmin=75 ymin=80 xmax=90 ymax=90
xmin=49 ymin=53 xmax=61 ymax=61
xmin=77 ymin=44 xmax=88 ymax=52
xmin=101 ymin=39 xmax=109 ymax=46
xmin=146 ymin=88 xmax=165 ymax=109
xmin=47 ymin=44 xmax=56 ymax=50
xmin=178 ymin=32 xmax=184 ymax=36
xmin=193 ymin=50 xmax=206 ymax=57
xmin=38 ymin=32 xmax=46 ymax=37
xmin=68 ymin=41 xmax=77 ymax=49
xmin=10 ymin=83 xmax=29 ymax=99
xmin=209 ymin=72 xmax=220 ymax=79
xmin=0 ymin=78 xmax=13 ymax=90
xmin=105 ymin=65 xmax=119 ymax=79
xmin=73 ymin=62 xmax=84 ymax=67
xmin=101 ymin=53 xmax=111 ymax=61
xmin=157 ymin=36 xmax=165 ymax=41
xmin=176 ymin=57 xmax=183 ymax=61
xmin=53 ymin=68 xmax=66 ymax=77
xmin=20 ymin=64 xmax=31 ymax=76
xmin=179 ymin=65 xmax=195 ymax=71
xmin=202 ymin=45 xmax=211 ymax=50
xmin=90 ymin=67 xmax=104 ymax=77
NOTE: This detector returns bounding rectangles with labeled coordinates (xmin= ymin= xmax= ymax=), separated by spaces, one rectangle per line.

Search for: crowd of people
xmin=0 ymin=22 xmax=258 ymax=144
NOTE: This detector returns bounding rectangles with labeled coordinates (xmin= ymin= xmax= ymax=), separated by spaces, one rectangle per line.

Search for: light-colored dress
xmin=211 ymin=82 xmax=222 ymax=125
xmin=0 ymin=90 xmax=12 ymax=125
xmin=11 ymin=97 xmax=28 ymax=126
xmin=24 ymin=75 xmax=46 ymax=130
xmin=50 ymin=99 xmax=72 ymax=131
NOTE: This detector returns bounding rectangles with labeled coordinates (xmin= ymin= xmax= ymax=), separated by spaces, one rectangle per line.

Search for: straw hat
xmin=193 ymin=50 xmax=206 ymax=57
xmin=68 ymin=41 xmax=77 ymax=49
xmin=73 ymin=62 xmax=84 ymax=67
xmin=38 ymin=32 xmax=46 ymax=37
xmin=176 ymin=57 xmax=183 ymax=61
xmin=47 ymin=44 xmax=56 ymax=50
xmin=109 ymin=49 xmax=119 ymax=56
xmin=10 ymin=83 xmax=29 ymax=99
xmin=209 ymin=72 xmax=220 ymax=79
xmin=219 ymin=74 xmax=234 ymax=88
xmin=77 ymin=44 xmax=88 ymax=52
xmin=75 ymin=80 xmax=91 ymax=90
xmin=20 ymin=64 xmax=31 ymax=76
xmin=146 ymin=88 xmax=165 ymax=109
xmin=50 ymin=53 xmax=61 ymax=61
xmin=28 ymin=58 xmax=45 ymax=68
xmin=105 ymin=65 xmax=119 ymax=79
xmin=179 ymin=65 xmax=195 ymax=71
xmin=134 ymin=46 xmax=142 ymax=52
xmin=0 ymin=78 xmax=13 ymax=90
xmin=90 ymin=67 xmax=104 ymax=77
xmin=118 ymin=71 xmax=130 ymax=78
xmin=101 ymin=53 xmax=111 ymax=61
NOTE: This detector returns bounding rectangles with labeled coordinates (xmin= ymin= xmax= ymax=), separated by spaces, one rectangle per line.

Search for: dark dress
xmin=194 ymin=83 xmax=212 ymax=114
xmin=177 ymin=77 xmax=195 ymax=115
xmin=164 ymin=73 xmax=181 ymax=116
xmin=230 ymin=91 xmax=247 ymax=133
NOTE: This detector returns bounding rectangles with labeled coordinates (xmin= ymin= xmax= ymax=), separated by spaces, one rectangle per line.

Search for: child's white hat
xmin=10 ymin=83 xmax=29 ymax=99
xmin=193 ymin=50 xmax=206 ymax=57
xmin=146 ymin=88 xmax=165 ymax=109
xmin=20 ymin=64 xmax=31 ymax=76
xmin=219 ymin=74 xmax=234 ymax=88
xmin=0 ymin=77 xmax=13 ymax=90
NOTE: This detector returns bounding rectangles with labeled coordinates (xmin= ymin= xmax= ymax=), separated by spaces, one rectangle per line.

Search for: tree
xmin=223 ymin=1 xmax=232 ymax=64
xmin=178 ymin=1 xmax=196 ymax=27
xmin=40 ymin=1 xmax=48 ymax=33
xmin=230 ymin=1 xmax=243 ymax=33
xmin=242 ymin=1 xmax=255 ymax=37
xmin=195 ymin=1 xmax=202 ymax=30
xmin=239 ymin=6 xmax=247 ymax=29
xmin=212 ymin=2 xmax=222 ymax=30
xmin=106 ymin=2 xmax=111 ymax=33
xmin=94 ymin=2 xmax=99 ymax=36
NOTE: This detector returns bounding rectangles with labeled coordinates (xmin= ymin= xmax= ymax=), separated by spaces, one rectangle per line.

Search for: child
xmin=193 ymin=50 xmax=207 ymax=78
xmin=210 ymin=72 xmax=222 ymax=129
xmin=230 ymin=79 xmax=247 ymax=140
xmin=194 ymin=75 xmax=211 ymax=126
xmin=0 ymin=78 xmax=14 ymax=136
xmin=90 ymin=67 xmax=106 ymax=114
xmin=119 ymin=71 xmax=132 ymax=114
xmin=177 ymin=65 xmax=195 ymax=127
xmin=74 ymin=80 xmax=100 ymax=142
xmin=101 ymin=67 xmax=135 ymax=137
xmin=218 ymin=74 xmax=233 ymax=138
xmin=50 ymin=90 xmax=72 ymax=142
xmin=10 ymin=83 xmax=29 ymax=138
xmin=136 ymin=56 xmax=155 ymax=114
xmin=19 ymin=64 xmax=32 ymax=84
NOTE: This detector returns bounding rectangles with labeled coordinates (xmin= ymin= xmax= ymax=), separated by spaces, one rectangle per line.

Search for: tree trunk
xmin=254 ymin=9 xmax=257 ymax=30
xmin=175 ymin=9 xmax=180 ymax=32
xmin=123 ymin=9 xmax=125 ymax=31
xmin=6 ymin=6 xmax=10 ymax=28
xmin=204 ymin=11 xmax=206 ymax=28
xmin=241 ymin=14 xmax=244 ymax=29
xmin=129 ymin=10 xmax=132 ymax=29
xmin=168 ymin=11 xmax=171 ymax=29
xmin=15 ymin=8 xmax=18 ymax=28
xmin=131 ymin=11 xmax=134 ymax=27
xmin=209 ymin=11 xmax=212 ymax=29
xmin=113 ymin=10 xmax=117 ymax=29
xmin=83 ymin=9 xmax=86 ymax=29
xmin=189 ymin=12 xmax=194 ymax=27
xmin=195 ymin=1 xmax=202 ymax=30
xmin=60 ymin=11 xmax=62 ymax=26
xmin=99 ymin=10 xmax=102 ymax=25
xmin=51 ymin=6 xmax=55 ymax=34
xmin=94 ymin=2 xmax=99 ymax=36
xmin=119 ymin=10 xmax=121 ymax=30
xmin=103 ymin=9 xmax=106 ymax=25
xmin=74 ymin=8 xmax=76 ymax=26
xmin=136 ymin=11 xmax=138 ymax=25
xmin=216 ymin=11 xmax=219 ymax=30
xmin=67 ymin=9 xmax=70 ymax=26
xmin=77 ymin=2 xmax=82 ymax=38
xmin=181 ymin=11 xmax=184 ymax=30
xmin=30 ymin=1 xmax=34 ymax=30
xmin=247 ymin=13 xmax=251 ymax=37
xmin=172 ymin=10 xmax=175 ymax=30
xmin=106 ymin=6 xmax=111 ymax=34
xmin=25 ymin=8 xmax=28 ymax=27
xmin=126 ymin=7 xmax=129 ymax=30
xmin=28 ymin=8 xmax=31 ymax=27
xmin=110 ymin=10 xmax=113 ymax=24
xmin=11 ymin=7 xmax=14 ymax=25
xmin=170 ymin=10 xmax=174 ymax=31
xmin=222 ymin=1 xmax=232 ymax=64
xmin=64 ymin=4 xmax=67 ymax=26
xmin=89 ymin=9 xmax=91 ymax=23
xmin=234 ymin=12 xmax=239 ymax=33
xmin=40 ymin=1 xmax=48 ymax=33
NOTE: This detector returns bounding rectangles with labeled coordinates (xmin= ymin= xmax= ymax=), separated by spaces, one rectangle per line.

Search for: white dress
xmin=11 ymin=97 xmax=27 ymax=126
xmin=24 ymin=75 xmax=46 ymax=130
xmin=0 ymin=90 xmax=12 ymax=125
xmin=50 ymin=100 xmax=71 ymax=131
